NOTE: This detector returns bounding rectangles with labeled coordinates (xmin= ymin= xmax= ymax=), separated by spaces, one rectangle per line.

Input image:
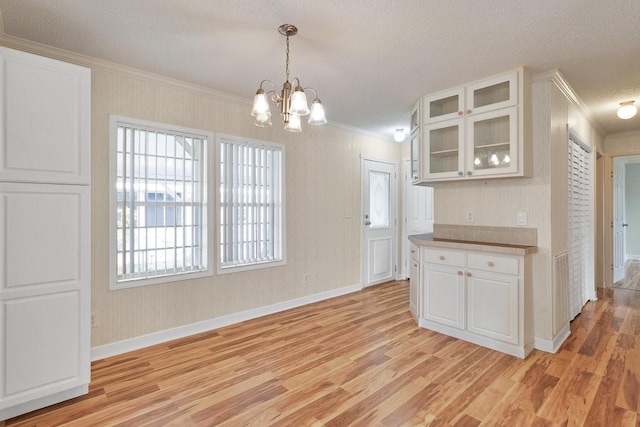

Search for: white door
xmin=613 ymin=157 xmax=626 ymax=283
xmin=403 ymin=160 xmax=434 ymax=277
xmin=362 ymin=158 xmax=397 ymax=287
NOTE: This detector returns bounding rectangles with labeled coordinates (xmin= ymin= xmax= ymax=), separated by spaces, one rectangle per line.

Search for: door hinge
xmin=394 ymin=265 xmax=397 ymax=272
xmin=611 ymin=171 xmax=614 ymax=178
xmin=611 ymin=264 xmax=614 ymax=270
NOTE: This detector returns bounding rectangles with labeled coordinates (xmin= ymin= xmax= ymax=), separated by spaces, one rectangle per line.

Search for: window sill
xmin=216 ymin=259 xmax=286 ymax=275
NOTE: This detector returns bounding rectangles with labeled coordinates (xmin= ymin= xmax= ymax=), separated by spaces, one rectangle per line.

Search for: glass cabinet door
xmin=466 ymin=107 xmax=518 ymax=177
xmin=410 ymin=132 xmax=420 ymax=182
xmin=410 ymin=100 xmax=421 ymax=134
xmin=466 ymin=71 xmax=517 ymax=116
xmin=423 ymin=88 xmax=465 ymax=124
xmin=424 ymin=118 xmax=464 ymax=179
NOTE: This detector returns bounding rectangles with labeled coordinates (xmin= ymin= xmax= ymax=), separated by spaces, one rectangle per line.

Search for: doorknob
xmin=365 ymin=221 xmax=371 ymax=226
xmin=623 ymin=223 xmax=629 ymax=227
xmin=364 ymin=214 xmax=371 ymax=226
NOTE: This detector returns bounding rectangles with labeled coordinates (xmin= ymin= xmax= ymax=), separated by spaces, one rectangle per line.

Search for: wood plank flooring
xmin=614 ymin=259 xmax=640 ymax=291
xmin=5 ymin=281 xmax=640 ymax=426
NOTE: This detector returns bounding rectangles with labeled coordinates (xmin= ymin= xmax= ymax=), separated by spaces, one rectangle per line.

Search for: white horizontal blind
xmin=218 ymin=135 xmax=283 ymax=269
xmin=567 ymin=132 xmax=593 ymax=319
xmin=114 ymin=118 xmax=208 ymax=283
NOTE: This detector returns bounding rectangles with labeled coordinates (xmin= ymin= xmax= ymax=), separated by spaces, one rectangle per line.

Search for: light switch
xmin=517 ymin=211 xmax=528 ymax=226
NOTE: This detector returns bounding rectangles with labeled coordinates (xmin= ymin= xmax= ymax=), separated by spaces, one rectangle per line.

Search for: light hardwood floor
xmin=614 ymin=259 xmax=640 ymax=291
xmin=5 ymin=281 xmax=640 ymax=426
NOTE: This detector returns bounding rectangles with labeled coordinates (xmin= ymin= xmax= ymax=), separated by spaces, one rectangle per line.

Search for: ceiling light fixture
xmin=394 ymin=128 xmax=406 ymax=142
xmin=617 ymin=101 xmax=637 ymax=120
xmin=251 ymin=24 xmax=327 ymax=132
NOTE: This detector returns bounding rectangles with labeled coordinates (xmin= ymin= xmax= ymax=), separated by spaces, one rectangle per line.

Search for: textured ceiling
xmin=1 ymin=0 xmax=639 ymax=139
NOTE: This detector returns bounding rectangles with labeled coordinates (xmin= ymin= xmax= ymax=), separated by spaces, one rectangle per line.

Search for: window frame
xmin=108 ymin=115 xmax=214 ymax=290
xmin=216 ymin=133 xmax=286 ymax=274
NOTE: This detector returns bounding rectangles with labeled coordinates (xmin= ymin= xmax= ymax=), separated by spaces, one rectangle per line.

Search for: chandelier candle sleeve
xmin=251 ymin=24 xmax=327 ymax=131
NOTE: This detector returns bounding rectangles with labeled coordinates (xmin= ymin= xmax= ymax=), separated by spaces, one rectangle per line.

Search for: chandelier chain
xmin=285 ymin=35 xmax=290 ymax=83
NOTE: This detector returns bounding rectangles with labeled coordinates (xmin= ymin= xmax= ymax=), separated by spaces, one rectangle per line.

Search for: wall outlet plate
xmin=517 ymin=211 xmax=528 ymax=226
xmin=466 ymin=211 xmax=475 ymax=223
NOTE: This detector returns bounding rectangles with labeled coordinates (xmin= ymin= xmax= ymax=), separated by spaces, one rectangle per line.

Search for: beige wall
xmin=0 ymin=37 xmax=402 ymax=347
xmin=433 ymin=73 xmax=603 ymax=342
xmin=90 ymin=71 xmax=402 ymax=346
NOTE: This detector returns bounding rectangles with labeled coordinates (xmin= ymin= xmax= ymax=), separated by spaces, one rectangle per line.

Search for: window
xmin=217 ymin=134 xmax=285 ymax=273
xmin=109 ymin=116 xmax=213 ymax=289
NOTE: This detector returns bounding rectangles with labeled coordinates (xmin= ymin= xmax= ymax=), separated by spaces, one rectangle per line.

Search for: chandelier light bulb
xmin=254 ymin=111 xmax=272 ymax=128
xmin=503 ymin=154 xmax=511 ymax=164
xmin=251 ymin=90 xmax=270 ymax=117
xmin=308 ymin=98 xmax=327 ymax=125
xmin=284 ymin=113 xmax=302 ymax=132
xmin=474 ymin=157 xmax=481 ymax=166
xmin=290 ymin=87 xmax=310 ymax=116
xmin=617 ymin=101 xmax=637 ymax=120
xmin=394 ymin=129 xmax=406 ymax=142
xmin=490 ymin=154 xmax=500 ymax=166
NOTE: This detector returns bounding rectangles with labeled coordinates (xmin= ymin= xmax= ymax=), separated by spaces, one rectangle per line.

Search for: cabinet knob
xmin=487 ymin=261 xmax=495 ymax=267
xmin=458 ymin=171 xmax=463 ymax=176
xmin=466 ymin=109 xmax=472 ymax=114
xmin=439 ymin=255 xmax=445 ymax=260
xmin=466 ymin=272 xmax=472 ymax=277
xmin=467 ymin=171 xmax=472 ymax=176
xmin=457 ymin=110 xmax=463 ymax=116
xmin=458 ymin=271 xmax=463 ymax=275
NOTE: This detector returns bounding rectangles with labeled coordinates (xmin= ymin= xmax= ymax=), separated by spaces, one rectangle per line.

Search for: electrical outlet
xmin=466 ymin=211 xmax=475 ymax=223
xmin=517 ymin=211 xmax=528 ymax=226
xmin=91 ymin=312 xmax=99 ymax=328
xmin=303 ymin=274 xmax=309 ymax=285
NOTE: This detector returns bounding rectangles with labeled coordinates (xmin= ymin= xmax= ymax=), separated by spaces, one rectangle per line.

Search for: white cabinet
xmin=419 ymin=69 xmax=530 ymax=182
xmin=422 ymin=264 xmax=465 ymax=329
xmin=409 ymin=244 xmax=419 ymax=318
xmin=417 ymin=246 xmax=532 ymax=358
xmin=0 ymin=48 xmax=90 ymax=421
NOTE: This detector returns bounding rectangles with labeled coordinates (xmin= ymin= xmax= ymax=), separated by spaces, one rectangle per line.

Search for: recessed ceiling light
xmin=617 ymin=101 xmax=637 ymax=120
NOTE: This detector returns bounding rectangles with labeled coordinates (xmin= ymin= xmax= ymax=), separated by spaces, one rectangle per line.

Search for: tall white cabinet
xmin=0 ymin=47 xmax=91 ymax=420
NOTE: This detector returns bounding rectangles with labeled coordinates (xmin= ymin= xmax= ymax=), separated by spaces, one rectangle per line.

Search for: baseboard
xmin=91 ymin=283 xmax=361 ymax=361
xmin=534 ymin=323 xmax=570 ymax=354
xmin=626 ymin=254 xmax=640 ymax=261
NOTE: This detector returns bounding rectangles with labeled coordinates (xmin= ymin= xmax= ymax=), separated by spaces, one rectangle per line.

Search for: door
xmin=613 ymin=157 xmax=626 ymax=282
xmin=422 ymin=264 xmax=465 ymax=329
xmin=467 ymin=270 xmax=518 ymax=344
xmin=362 ymin=158 xmax=397 ymax=287
xmin=424 ymin=119 xmax=465 ymax=180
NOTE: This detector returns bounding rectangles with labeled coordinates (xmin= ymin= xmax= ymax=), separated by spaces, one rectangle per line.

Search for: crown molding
xmin=0 ymin=33 xmax=389 ymax=143
xmin=604 ymin=129 xmax=640 ymax=140
xmin=533 ymin=69 xmax=607 ymax=139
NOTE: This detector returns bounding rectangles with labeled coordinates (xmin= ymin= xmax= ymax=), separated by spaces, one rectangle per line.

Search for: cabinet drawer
xmin=422 ymin=248 xmax=465 ymax=267
xmin=468 ymin=253 xmax=518 ymax=275
xmin=410 ymin=244 xmax=420 ymax=262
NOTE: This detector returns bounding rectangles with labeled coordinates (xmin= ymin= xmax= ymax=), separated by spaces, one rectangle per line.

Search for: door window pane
xmin=369 ymin=171 xmax=390 ymax=227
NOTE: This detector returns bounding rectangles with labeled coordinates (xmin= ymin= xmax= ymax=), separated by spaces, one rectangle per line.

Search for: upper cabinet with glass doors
xmin=417 ymin=68 xmax=531 ymax=183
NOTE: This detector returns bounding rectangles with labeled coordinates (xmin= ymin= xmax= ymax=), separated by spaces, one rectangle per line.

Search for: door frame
xmin=604 ymin=150 xmax=640 ymax=287
xmin=360 ymin=155 xmax=398 ymax=288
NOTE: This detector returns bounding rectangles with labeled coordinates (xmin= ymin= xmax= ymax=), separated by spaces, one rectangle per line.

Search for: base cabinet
xmin=467 ymin=270 xmax=518 ymax=345
xmin=415 ymin=246 xmax=532 ymax=358
xmin=422 ymin=264 xmax=465 ymax=329
xmin=409 ymin=244 xmax=420 ymax=318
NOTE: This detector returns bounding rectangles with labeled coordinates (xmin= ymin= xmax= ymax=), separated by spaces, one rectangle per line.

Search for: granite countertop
xmin=409 ymin=233 xmax=538 ymax=255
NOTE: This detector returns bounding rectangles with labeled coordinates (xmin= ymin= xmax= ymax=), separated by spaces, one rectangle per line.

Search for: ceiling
xmin=1 ymin=0 xmax=639 ymax=140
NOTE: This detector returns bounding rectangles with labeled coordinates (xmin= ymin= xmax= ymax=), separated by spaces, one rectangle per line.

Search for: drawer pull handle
xmin=411 ymin=250 xmax=416 ymax=254
xmin=487 ymin=261 xmax=495 ymax=267
xmin=466 ymin=272 xmax=472 ymax=277
xmin=439 ymin=255 xmax=445 ymax=260
xmin=466 ymin=109 xmax=472 ymax=114
xmin=458 ymin=271 xmax=463 ymax=275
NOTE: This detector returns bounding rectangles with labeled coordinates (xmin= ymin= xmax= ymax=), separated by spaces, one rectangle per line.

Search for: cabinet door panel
xmin=467 ymin=271 xmax=518 ymax=344
xmin=423 ymin=119 xmax=465 ymax=180
xmin=3 ymin=292 xmax=81 ymax=396
xmin=422 ymin=264 xmax=465 ymax=329
xmin=0 ymin=47 xmax=90 ymax=184
xmin=423 ymin=88 xmax=465 ymax=124
xmin=466 ymin=71 xmax=517 ymax=115
xmin=409 ymin=260 xmax=419 ymax=317
xmin=466 ymin=107 xmax=518 ymax=177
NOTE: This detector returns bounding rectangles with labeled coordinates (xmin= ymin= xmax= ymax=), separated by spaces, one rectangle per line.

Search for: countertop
xmin=409 ymin=233 xmax=538 ymax=255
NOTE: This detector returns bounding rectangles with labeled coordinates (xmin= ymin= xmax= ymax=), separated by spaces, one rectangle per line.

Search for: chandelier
xmin=251 ymin=24 xmax=327 ymax=132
